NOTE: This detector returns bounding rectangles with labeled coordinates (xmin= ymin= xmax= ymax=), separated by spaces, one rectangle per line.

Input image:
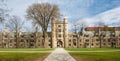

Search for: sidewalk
xmin=43 ymin=48 xmax=76 ymax=61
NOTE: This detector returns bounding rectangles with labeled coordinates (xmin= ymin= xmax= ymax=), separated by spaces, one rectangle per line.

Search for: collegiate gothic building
xmin=0 ymin=18 xmax=120 ymax=48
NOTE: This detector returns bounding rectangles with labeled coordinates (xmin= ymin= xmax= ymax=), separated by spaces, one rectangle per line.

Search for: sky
xmin=2 ymin=0 xmax=120 ymax=31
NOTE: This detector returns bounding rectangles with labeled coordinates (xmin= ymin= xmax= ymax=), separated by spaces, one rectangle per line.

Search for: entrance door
xmin=57 ymin=41 xmax=63 ymax=48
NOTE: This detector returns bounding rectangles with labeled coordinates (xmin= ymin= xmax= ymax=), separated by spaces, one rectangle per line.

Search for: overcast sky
xmin=3 ymin=0 xmax=120 ymax=31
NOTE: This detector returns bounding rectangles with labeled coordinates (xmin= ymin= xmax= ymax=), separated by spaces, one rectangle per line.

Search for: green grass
xmin=65 ymin=48 xmax=120 ymax=61
xmin=70 ymin=52 xmax=120 ymax=61
xmin=0 ymin=52 xmax=47 ymax=61
xmin=0 ymin=48 xmax=54 ymax=51
xmin=65 ymin=48 xmax=120 ymax=51
xmin=0 ymin=48 xmax=54 ymax=61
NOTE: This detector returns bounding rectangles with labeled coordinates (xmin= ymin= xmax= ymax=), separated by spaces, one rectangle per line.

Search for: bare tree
xmin=72 ymin=21 xmax=87 ymax=48
xmin=26 ymin=3 xmax=61 ymax=47
xmin=0 ymin=0 xmax=9 ymax=23
xmin=5 ymin=16 xmax=24 ymax=48
xmin=0 ymin=0 xmax=10 ymax=48
xmin=96 ymin=21 xmax=106 ymax=48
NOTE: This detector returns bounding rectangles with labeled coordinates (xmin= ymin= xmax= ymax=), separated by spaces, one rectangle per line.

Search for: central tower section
xmin=52 ymin=17 xmax=68 ymax=48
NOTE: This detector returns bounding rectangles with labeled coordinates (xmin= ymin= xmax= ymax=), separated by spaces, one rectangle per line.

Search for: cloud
xmin=78 ymin=7 xmax=120 ymax=27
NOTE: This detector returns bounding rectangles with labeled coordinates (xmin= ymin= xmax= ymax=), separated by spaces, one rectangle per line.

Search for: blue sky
xmin=3 ymin=0 xmax=120 ymax=31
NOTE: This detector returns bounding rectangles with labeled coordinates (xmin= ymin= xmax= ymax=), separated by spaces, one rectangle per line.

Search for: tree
xmin=5 ymin=16 xmax=24 ymax=48
xmin=96 ymin=21 xmax=106 ymax=48
xmin=0 ymin=0 xmax=9 ymax=23
xmin=72 ymin=21 xmax=87 ymax=48
xmin=26 ymin=3 xmax=61 ymax=47
xmin=0 ymin=0 xmax=10 ymax=48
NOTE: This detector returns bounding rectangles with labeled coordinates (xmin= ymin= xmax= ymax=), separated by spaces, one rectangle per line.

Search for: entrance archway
xmin=57 ymin=40 xmax=63 ymax=48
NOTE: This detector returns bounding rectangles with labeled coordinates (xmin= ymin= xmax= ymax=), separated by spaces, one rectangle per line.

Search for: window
xmin=10 ymin=40 xmax=12 ymax=43
xmin=49 ymin=40 xmax=51 ymax=42
xmin=58 ymin=25 xmax=61 ymax=27
xmin=112 ymin=35 xmax=115 ymax=37
xmin=91 ymin=43 xmax=94 ymax=46
xmin=10 ymin=44 xmax=12 ymax=46
xmin=73 ymin=35 xmax=77 ymax=37
xmin=96 ymin=43 xmax=99 ymax=46
xmin=21 ymin=35 xmax=24 ymax=38
xmin=69 ymin=44 xmax=71 ymax=46
xmin=5 ymin=35 xmax=7 ymax=38
xmin=108 ymin=39 xmax=110 ymax=42
xmin=119 ymin=34 xmax=120 ymax=36
xmin=58 ymin=34 xmax=61 ymax=37
xmin=21 ymin=40 xmax=24 ymax=42
xmin=86 ymin=43 xmax=89 ymax=46
xmin=85 ymin=35 xmax=89 ymax=37
xmin=14 ymin=35 xmax=16 ymax=37
xmin=103 ymin=43 xmax=106 ymax=45
xmin=103 ymin=34 xmax=106 ymax=37
xmin=69 ymin=40 xmax=71 ymax=42
xmin=31 ymin=40 xmax=34 ymax=42
xmin=103 ymin=39 xmax=106 ymax=42
xmin=80 ymin=44 xmax=82 ymax=46
xmin=112 ymin=39 xmax=116 ymax=42
xmin=113 ymin=43 xmax=116 ymax=45
xmin=73 ymin=39 xmax=76 ymax=46
xmin=49 ymin=44 xmax=51 ymax=46
xmin=58 ymin=29 xmax=61 ymax=32
xmin=85 ymin=39 xmax=89 ymax=42
xmin=14 ymin=44 xmax=16 ymax=46
xmin=38 ymin=40 xmax=40 ymax=42
xmin=79 ymin=40 xmax=81 ymax=42
xmin=31 ymin=35 xmax=34 ymax=38
xmin=38 ymin=44 xmax=40 ymax=46
xmin=95 ymin=35 xmax=98 ymax=37
xmin=96 ymin=39 xmax=99 ymax=41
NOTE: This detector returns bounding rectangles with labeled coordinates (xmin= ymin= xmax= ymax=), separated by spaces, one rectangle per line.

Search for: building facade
xmin=0 ymin=18 xmax=120 ymax=48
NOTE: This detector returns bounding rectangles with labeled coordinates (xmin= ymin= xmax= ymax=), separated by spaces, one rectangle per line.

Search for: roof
xmin=85 ymin=27 xmax=120 ymax=31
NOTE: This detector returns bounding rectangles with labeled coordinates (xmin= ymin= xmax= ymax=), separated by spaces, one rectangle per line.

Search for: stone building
xmin=0 ymin=17 xmax=68 ymax=48
xmin=68 ymin=27 xmax=120 ymax=48
xmin=0 ymin=18 xmax=120 ymax=48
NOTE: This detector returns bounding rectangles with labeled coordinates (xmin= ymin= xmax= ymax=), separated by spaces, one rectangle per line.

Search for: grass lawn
xmin=0 ymin=48 xmax=54 ymax=51
xmin=0 ymin=52 xmax=48 ymax=61
xmin=0 ymin=48 xmax=54 ymax=61
xmin=65 ymin=48 xmax=120 ymax=51
xmin=70 ymin=52 xmax=120 ymax=61
xmin=65 ymin=48 xmax=120 ymax=61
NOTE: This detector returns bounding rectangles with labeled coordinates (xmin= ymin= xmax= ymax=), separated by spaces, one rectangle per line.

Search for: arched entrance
xmin=57 ymin=40 xmax=63 ymax=48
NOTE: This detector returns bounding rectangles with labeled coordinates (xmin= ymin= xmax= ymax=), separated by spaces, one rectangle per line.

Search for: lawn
xmin=0 ymin=48 xmax=54 ymax=51
xmin=65 ymin=48 xmax=120 ymax=51
xmin=70 ymin=52 xmax=120 ymax=61
xmin=0 ymin=52 xmax=47 ymax=61
xmin=65 ymin=48 xmax=120 ymax=61
xmin=0 ymin=48 xmax=54 ymax=61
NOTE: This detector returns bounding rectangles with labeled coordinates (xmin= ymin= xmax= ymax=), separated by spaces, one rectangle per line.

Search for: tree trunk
xmin=42 ymin=30 xmax=47 ymax=48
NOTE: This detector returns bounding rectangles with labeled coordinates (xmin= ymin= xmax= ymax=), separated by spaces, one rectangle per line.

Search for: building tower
xmin=63 ymin=17 xmax=68 ymax=48
xmin=51 ymin=17 xmax=68 ymax=48
xmin=51 ymin=18 xmax=57 ymax=48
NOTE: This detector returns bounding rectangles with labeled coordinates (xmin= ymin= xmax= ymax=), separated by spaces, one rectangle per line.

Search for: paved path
xmin=43 ymin=48 xmax=76 ymax=61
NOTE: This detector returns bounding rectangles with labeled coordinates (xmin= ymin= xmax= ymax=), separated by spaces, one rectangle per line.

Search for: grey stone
xmin=43 ymin=48 xmax=76 ymax=61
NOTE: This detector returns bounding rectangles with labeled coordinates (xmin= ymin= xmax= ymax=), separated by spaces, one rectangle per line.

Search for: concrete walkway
xmin=43 ymin=48 xmax=76 ymax=61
